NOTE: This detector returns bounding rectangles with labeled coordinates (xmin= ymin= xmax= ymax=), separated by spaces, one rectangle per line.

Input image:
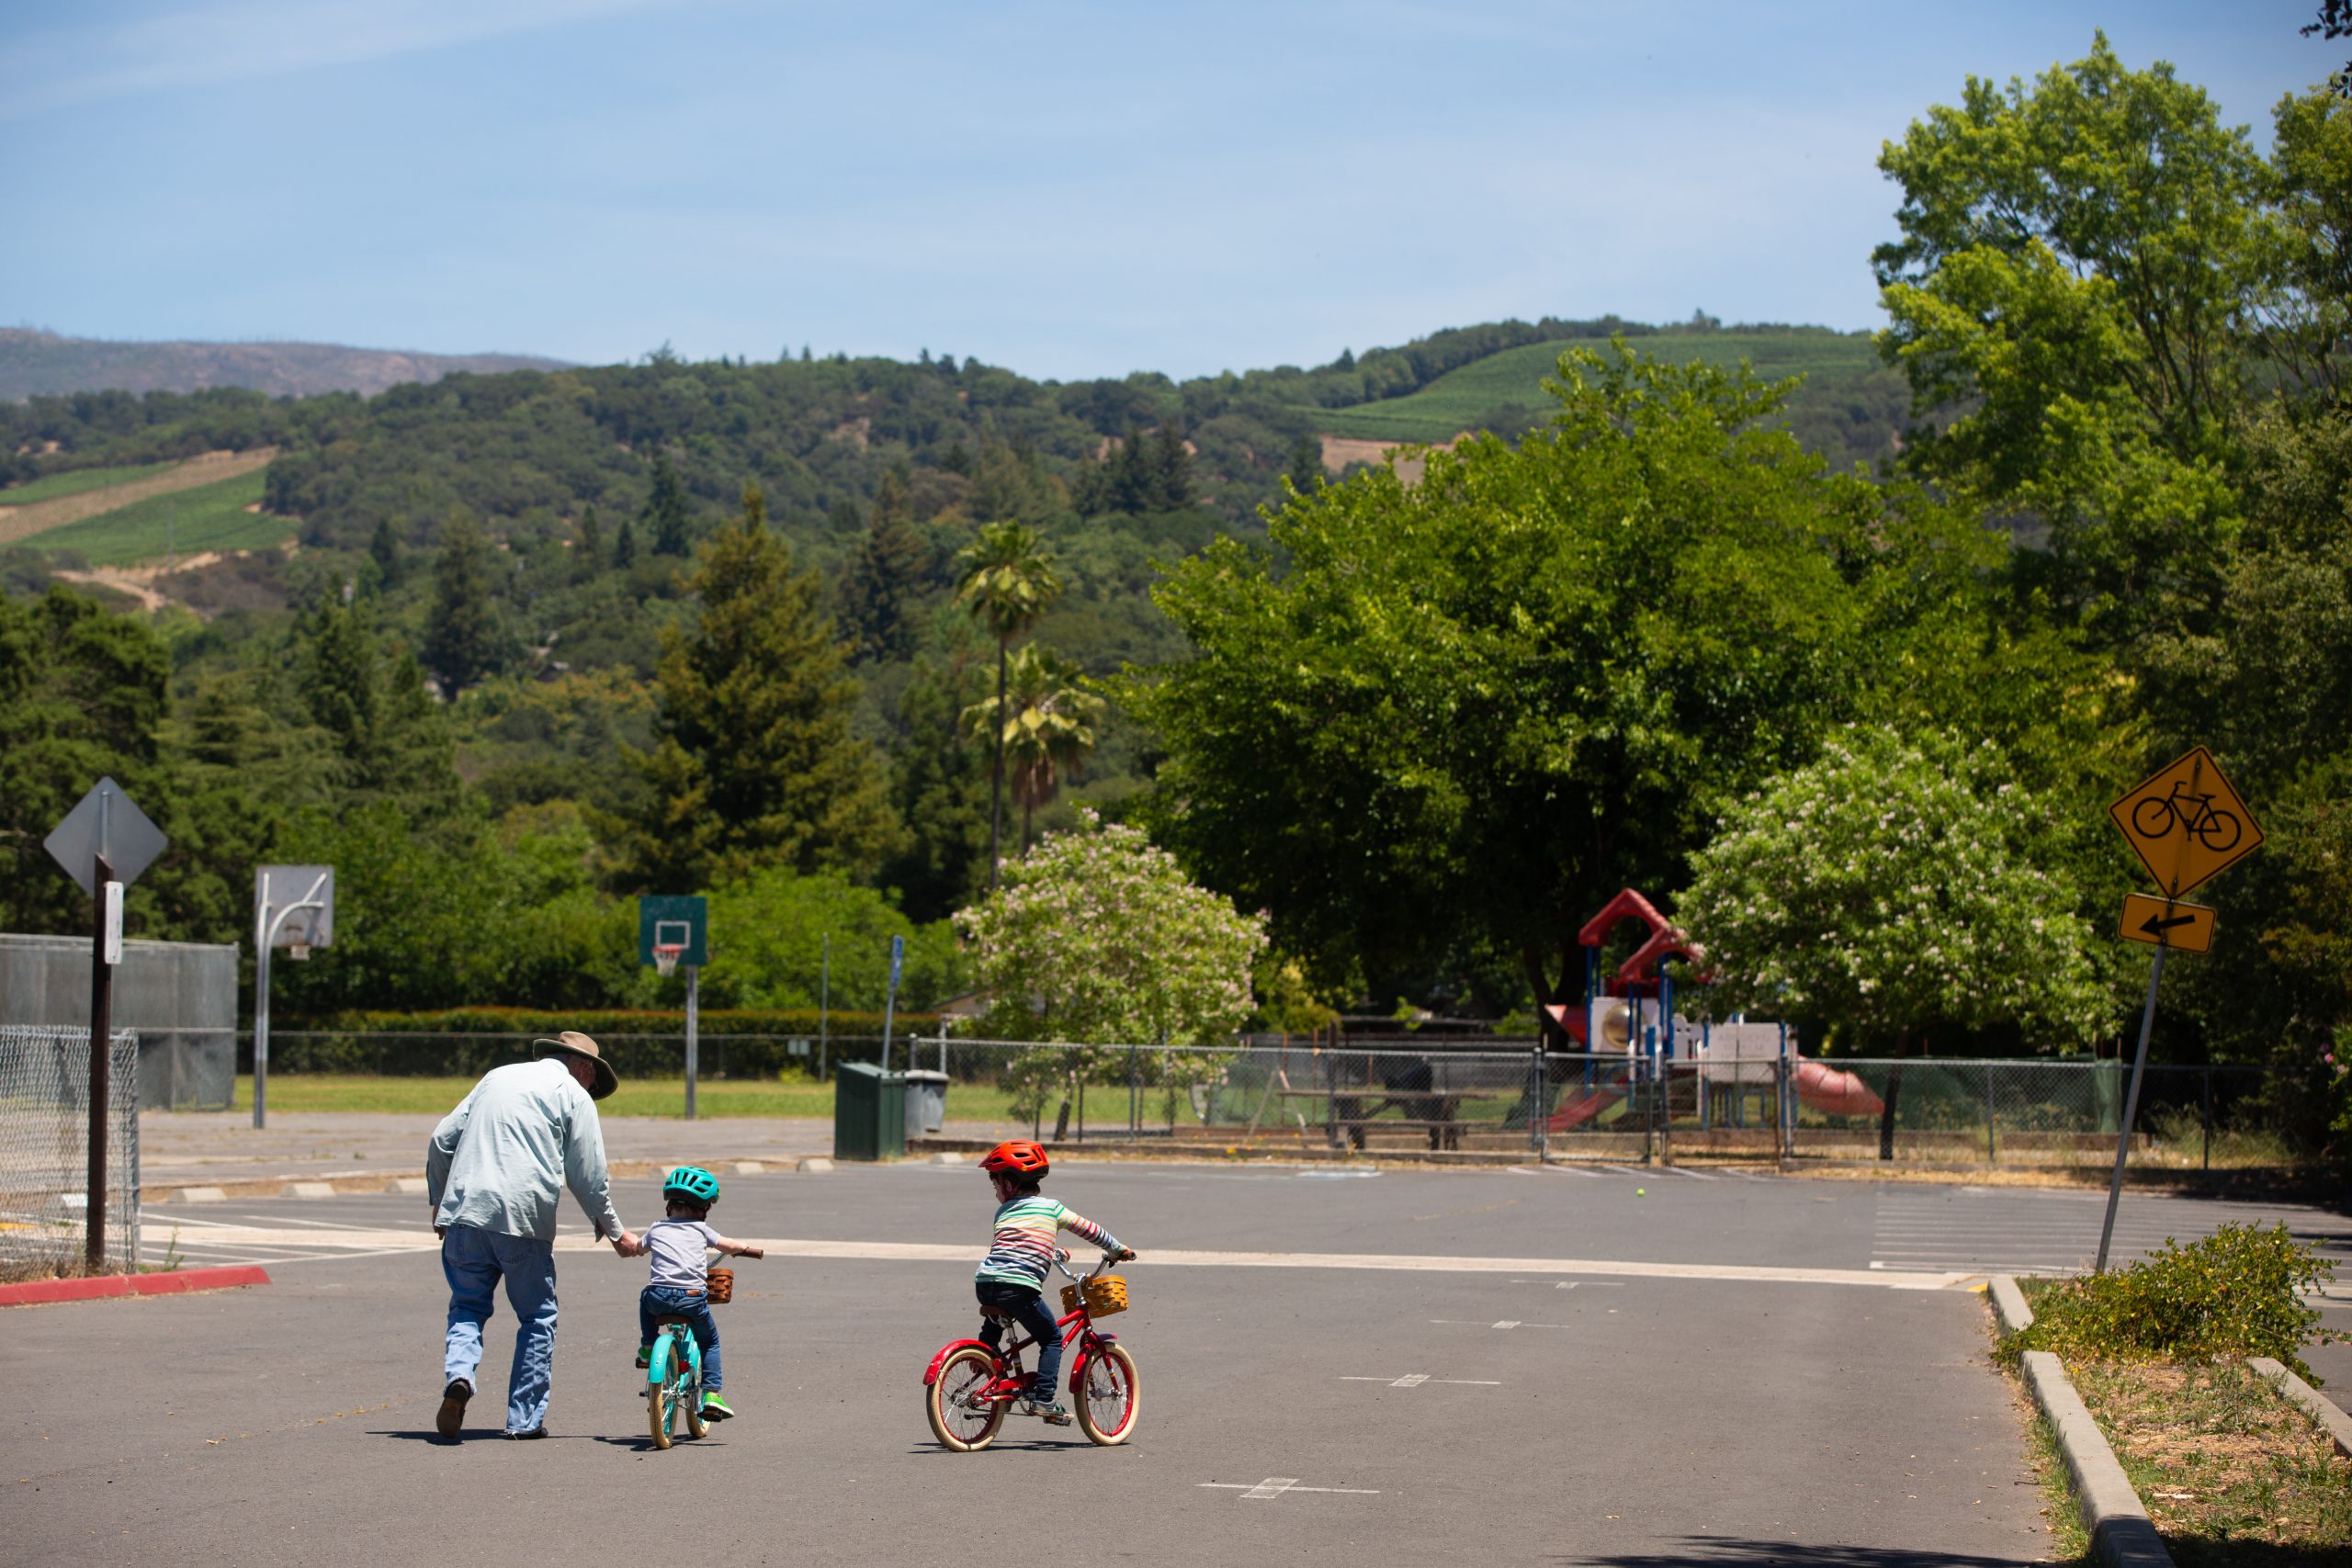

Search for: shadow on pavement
xmin=1558 ymin=1542 xmax=2065 ymax=1567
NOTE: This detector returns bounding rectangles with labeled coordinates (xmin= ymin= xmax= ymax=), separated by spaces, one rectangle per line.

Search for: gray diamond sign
xmin=44 ymin=777 xmax=168 ymax=896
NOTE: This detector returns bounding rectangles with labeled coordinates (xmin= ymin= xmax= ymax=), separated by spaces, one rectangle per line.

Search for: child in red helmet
xmin=974 ymin=1140 xmax=1134 ymax=1425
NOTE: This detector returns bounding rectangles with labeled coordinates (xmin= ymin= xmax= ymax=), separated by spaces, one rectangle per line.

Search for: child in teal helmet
xmin=619 ymin=1165 xmax=763 ymax=1419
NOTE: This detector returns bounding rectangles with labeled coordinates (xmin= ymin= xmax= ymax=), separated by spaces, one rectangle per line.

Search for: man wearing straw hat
xmin=424 ymin=1032 xmax=639 ymax=1442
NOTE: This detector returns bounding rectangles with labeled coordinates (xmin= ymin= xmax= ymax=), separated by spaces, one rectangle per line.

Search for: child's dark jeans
xmin=640 ymin=1285 xmax=722 ymax=1391
xmin=975 ymin=1280 xmax=1063 ymax=1397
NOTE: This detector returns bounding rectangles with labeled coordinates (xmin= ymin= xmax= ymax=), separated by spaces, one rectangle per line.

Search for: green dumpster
xmin=834 ymin=1061 xmax=907 ymax=1161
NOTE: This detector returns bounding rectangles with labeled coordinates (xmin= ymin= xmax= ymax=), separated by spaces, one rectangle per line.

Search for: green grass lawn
xmin=35 ymin=470 xmax=288 ymax=565
xmin=0 ymin=461 xmax=181 ymax=505
xmin=1302 ymin=331 xmax=1890 ymax=445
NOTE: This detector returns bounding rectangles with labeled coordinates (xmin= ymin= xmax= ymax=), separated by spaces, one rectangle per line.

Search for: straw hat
xmin=533 ymin=1032 xmax=618 ymax=1100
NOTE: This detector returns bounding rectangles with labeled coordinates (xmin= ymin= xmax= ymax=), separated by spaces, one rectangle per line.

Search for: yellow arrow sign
xmin=2118 ymin=893 xmax=2215 ymax=953
xmin=2108 ymin=746 xmax=2263 ymax=899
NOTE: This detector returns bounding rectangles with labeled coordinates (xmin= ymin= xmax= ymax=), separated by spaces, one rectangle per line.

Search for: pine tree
xmin=876 ymin=649 xmax=991 ymax=921
xmin=1285 ymin=434 xmax=1325 ymax=496
xmin=1151 ymin=424 xmax=1194 ymax=509
xmin=614 ymin=514 xmax=639 ymax=568
xmin=645 ymin=450 xmax=692 ymax=557
xmin=368 ymin=518 xmax=402 ymax=586
xmin=837 ymin=504 xmax=928 ymax=662
xmin=576 ymin=505 xmax=604 ymax=571
xmin=1112 ymin=426 xmax=1153 ymax=513
xmin=421 ymin=513 xmax=509 ymax=695
xmin=610 ymin=485 xmax=897 ymax=890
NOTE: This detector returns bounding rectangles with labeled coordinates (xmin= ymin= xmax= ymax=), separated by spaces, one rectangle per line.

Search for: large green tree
xmin=1125 ymin=346 xmax=1957 ymax=1033
xmin=953 ymin=520 xmax=1063 ymax=888
xmin=1873 ymin=34 xmax=2267 ymax=641
xmin=608 ymin=485 xmax=896 ymax=891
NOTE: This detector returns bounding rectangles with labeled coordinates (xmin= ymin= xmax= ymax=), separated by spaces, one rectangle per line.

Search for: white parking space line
xmin=1201 ymin=1478 xmax=1381 ymax=1499
xmin=114 ymin=1225 xmax=1975 ymax=1290
xmin=1338 ymin=1374 xmax=1500 ymax=1387
xmin=1428 ymin=1319 xmax=1571 ymax=1330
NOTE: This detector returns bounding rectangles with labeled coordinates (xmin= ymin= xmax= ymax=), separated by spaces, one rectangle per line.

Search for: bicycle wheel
xmin=648 ymin=1338 xmax=680 ymax=1450
xmin=2132 ymin=796 xmax=2177 ymax=840
xmin=1073 ymin=1343 xmax=1139 ymax=1447
xmin=684 ymin=1361 xmax=708 ymax=1440
xmin=926 ymin=1346 xmax=1006 ymax=1452
xmin=2195 ymin=809 xmax=2241 ymax=852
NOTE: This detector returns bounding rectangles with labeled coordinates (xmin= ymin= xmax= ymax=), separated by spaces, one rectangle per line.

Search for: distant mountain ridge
xmin=0 ymin=329 xmax=571 ymax=401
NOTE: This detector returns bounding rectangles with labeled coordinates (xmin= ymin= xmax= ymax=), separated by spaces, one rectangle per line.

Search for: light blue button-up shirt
xmin=426 ymin=1059 xmax=626 ymax=1243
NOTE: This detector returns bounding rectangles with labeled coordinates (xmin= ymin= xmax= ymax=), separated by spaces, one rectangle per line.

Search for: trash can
xmin=833 ymin=1061 xmax=907 ymax=1161
xmin=904 ymin=1069 xmax=949 ymax=1139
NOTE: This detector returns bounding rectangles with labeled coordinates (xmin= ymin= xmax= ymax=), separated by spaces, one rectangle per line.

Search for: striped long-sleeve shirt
xmin=975 ymin=1195 xmax=1121 ymax=1289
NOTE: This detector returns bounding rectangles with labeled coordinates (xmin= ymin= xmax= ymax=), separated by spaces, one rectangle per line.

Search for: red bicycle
xmin=923 ymin=1247 xmax=1140 ymax=1450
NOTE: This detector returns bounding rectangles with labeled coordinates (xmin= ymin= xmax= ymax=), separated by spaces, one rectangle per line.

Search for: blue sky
xmin=4 ymin=1 xmax=2336 ymax=381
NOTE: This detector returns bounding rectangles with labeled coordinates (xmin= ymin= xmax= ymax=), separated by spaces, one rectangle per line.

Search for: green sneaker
xmin=1020 ymin=1396 xmax=1072 ymax=1427
xmin=701 ymin=1392 xmax=736 ymax=1421
xmin=634 ymin=1344 xmax=651 ymax=1369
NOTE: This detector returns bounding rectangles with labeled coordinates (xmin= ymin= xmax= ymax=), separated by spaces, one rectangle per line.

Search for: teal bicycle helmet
xmin=662 ymin=1165 xmax=721 ymax=1205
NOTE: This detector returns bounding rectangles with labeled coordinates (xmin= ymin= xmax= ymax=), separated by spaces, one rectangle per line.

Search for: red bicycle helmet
xmin=979 ymin=1139 xmax=1050 ymax=1177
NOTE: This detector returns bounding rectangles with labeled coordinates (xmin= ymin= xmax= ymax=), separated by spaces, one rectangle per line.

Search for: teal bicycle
xmin=646 ymin=1313 xmax=710 ymax=1449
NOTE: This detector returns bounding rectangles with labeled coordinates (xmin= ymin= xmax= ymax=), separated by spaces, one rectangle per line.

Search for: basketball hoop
xmin=289 ymin=942 xmax=311 ymax=962
xmin=653 ymin=943 xmax=684 ymax=978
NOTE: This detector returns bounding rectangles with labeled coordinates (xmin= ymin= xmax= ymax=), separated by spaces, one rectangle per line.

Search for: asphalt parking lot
xmin=9 ymin=1161 xmax=2348 ymax=1567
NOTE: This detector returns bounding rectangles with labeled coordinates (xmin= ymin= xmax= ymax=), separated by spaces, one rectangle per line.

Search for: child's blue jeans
xmin=640 ymin=1285 xmax=722 ymax=1391
xmin=975 ymin=1280 xmax=1063 ymax=1398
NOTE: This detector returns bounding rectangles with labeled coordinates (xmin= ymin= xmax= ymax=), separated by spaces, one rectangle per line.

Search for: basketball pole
xmin=684 ymin=961 xmax=699 ymax=1121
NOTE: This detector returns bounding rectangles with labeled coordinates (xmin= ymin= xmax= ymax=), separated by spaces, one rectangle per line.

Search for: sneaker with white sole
xmin=701 ymin=1392 xmax=736 ymax=1421
xmin=1019 ymin=1396 xmax=1073 ymax=1426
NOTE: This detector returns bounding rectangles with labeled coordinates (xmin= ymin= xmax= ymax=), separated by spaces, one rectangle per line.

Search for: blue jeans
xmin=639 ymin=1285 xmax=722 ymax=1391
xmin=441 ymin=1224 xmax=559 ymax=1434
xmin=976 ymin=1280 xmax=1064 ymax=1397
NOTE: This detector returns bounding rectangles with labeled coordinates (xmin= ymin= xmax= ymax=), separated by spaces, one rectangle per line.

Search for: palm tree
xmin=963 ymin=645 xmax=1104 ymax=853
xmin=953 ymin=521 xmax=1063 ymax=887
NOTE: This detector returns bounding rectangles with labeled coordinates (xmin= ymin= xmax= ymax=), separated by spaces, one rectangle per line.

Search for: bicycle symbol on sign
xmin=2128 ymin=781 xmax=2242 ymax=853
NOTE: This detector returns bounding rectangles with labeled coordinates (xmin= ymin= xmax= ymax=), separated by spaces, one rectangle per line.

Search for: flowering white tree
xmin=1679 ymin=726 xmax=2105 ymax=1055
xmin=955 ymin=813 xmax=1269 ymax=1130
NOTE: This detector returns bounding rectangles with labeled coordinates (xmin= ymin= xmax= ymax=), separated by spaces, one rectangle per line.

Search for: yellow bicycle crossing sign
xmin=2108 ymin=746 xmax=2263 ymax=900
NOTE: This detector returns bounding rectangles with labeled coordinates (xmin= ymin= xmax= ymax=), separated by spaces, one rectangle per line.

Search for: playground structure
xmin=1541 ymin=889 xmax=1883 ymax=1134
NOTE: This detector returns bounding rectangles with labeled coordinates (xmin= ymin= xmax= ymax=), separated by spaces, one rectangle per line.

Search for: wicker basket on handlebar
xmin=1060 ymin=1274 xmax=1128 ymax=1317
xmin=706 ymin=1267 xmax=734 ymax=1305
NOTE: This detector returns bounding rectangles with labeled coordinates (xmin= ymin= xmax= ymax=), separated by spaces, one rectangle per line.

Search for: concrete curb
xmin=1990 ymin=1274 xmax=2035 ymax=1334
xmin=2018 ymin=1348 xmax=2174 ymax=1568
xmin=0 ymin=1264 xmax=271 ymax=1308
xmin=2249 ymin=1356 xmax=2352 ymax=1458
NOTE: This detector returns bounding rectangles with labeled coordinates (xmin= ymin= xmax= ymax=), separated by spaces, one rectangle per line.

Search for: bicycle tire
xmin=1073 ymin=1342 xmax=1140 ymax=1447
xmin=926 ymin=1346 xmax=1005 ymax=1452
xmin=684 ymin=1357 xmax=708 ymax=1440
xmin=2131 ymin=796 xmax=2177 ymax=840
xmin=648 ymin=1334 xmax=684 ymax=1450
xmin=2195 ymin=809 xmax=2241 ymax=852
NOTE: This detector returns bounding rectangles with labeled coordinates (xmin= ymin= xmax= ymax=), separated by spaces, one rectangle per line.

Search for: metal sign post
xmin=44 ymin=777 xmax=168 ymax=1273
xmin=881 ymin=934 xmax=905 ymax=1073
xmin=2095 ymin=747 xmax=2263 ymax=1272
xmin=252 ymin=866 xmax=334 ymax=1130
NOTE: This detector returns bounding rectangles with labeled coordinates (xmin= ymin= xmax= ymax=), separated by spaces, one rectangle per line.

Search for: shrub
xmin=2008 ymin=1223 xmax=2337 ymax=1382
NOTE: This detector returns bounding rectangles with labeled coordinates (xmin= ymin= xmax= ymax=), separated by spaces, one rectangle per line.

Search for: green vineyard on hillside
xmin=1306 ymin=332 xmax=1909 ymax=470
xmin=30 ymin=469 xmax=288 ymax=566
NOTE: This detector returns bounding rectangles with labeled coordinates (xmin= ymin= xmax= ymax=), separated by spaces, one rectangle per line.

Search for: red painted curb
xmin=0 ymin=1265 xmax=271 ymax=1307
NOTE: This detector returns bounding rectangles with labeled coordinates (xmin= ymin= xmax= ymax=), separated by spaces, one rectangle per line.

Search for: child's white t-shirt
xmin=644 ymin=1218 xmax=720 ymax=1292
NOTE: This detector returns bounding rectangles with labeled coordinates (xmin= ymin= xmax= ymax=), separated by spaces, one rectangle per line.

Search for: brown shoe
xmin=436 ymin=1378 xmax=471 ymax=1441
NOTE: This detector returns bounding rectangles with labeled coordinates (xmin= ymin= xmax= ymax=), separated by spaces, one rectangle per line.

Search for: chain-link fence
xmin=920 ymin=1037 xmax=1561 ymax=1152
xmin=1766 ymin=1058 xmax=2279 ymax=1168
xmin=0 ymin=1026 xmax=140 ymax=1280
xmin=257 ymin=1032 xmax=894 ymax=1083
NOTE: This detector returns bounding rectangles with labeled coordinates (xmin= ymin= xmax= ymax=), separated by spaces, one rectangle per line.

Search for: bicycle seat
xmin=978 ymin=1305 xmax=1016 ymax=1322
xmin=653 ymin=1314 xmax=695 ymax=1326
